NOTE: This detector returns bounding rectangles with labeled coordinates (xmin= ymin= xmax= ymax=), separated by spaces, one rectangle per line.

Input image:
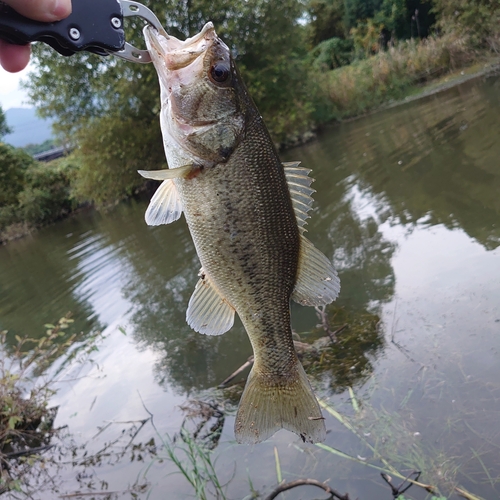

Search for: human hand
xmin=0 ymin=0 xmax=72 ymax=72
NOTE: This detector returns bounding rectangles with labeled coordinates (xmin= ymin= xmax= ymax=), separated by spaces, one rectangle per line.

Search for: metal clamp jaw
xmin=0 ymin=0 xmax=164 ymax=63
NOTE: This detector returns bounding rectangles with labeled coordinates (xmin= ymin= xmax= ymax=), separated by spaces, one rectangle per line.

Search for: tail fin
xmin=234 ymin=362 xmax=326 ymax=444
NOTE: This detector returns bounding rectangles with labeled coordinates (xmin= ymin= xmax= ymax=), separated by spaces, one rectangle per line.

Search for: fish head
xmin=144 ymin=22 xmax=250 ymax=165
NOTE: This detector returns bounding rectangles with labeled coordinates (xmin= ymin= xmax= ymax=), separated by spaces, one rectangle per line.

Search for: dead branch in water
xmin=264 ymin=478 xmax=350 ymax=500
xmin=315 ymin=306 xmax=348 ymax=342
xmin=381 ymin=470 xmax=421 ymax=498
xmin=218 ymin=355 xmax=254 ymax=387
xmin=218 ymin=338 xmax=321 ymax=388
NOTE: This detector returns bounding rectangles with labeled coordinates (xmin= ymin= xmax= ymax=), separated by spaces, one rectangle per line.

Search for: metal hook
xmin=111 ymin=0 xmax=168 ymax=63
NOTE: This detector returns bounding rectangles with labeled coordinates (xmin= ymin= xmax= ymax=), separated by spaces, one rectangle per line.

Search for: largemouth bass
xmin=139 ymin=22 xmax=340 ymax=444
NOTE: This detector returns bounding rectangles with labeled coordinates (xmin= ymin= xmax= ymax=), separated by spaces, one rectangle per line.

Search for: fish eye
xmin=209 ymin=62 xmax=230 ymax=84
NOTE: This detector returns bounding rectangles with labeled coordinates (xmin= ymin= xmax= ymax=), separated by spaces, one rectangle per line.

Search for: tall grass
xmin=317 ymin=34 xmax=478 ymax=121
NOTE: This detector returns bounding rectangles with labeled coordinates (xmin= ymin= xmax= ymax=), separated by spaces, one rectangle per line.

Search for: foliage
xmin=307 ymin=0 xmax=436 ymax=49
xmin=306 ymin=0 xmax=346 ymax=47
xmin=373 ymin=0 xmax=408 ymax=40
xmin=0 ymin=105 xmax=12 ymax=139
xmin=71 ymin=113 xmax=164 ymax=206
xmin=309 ymin=37 xmax=354 ymax=71
xmin=11 ymin=0 xmax=499 ymax=212
xmin=22 ymin=139 xmax=58 ymax=156
xmin=0 ymin=316 xmax=107 ymax=495
xmin=0 ymin=144 xmax=77 ymax=237
xmin=17 ymin=160 xmax=76 ymax=225
xmin=0 ymin=143 xmax=35 ymax=207
xmin=350 ymin=18 xmax=385 ymax=57
xmin=318 ymin=33 xmax=473 ymax=122
xmin=432 ymin=0 xmax=500 ymax=50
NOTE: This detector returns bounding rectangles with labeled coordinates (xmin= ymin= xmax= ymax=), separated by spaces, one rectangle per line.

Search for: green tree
xmin=0 ymin=144 xmax=34 ymax=207
xmin=343 ymin=0 xmax=385 ymax=31
xmin=0 ymin=105 xmax=12 ymax=139
xmin=307 ymin=0 xmax=346 ymax=47
xmin=432 ymin=0 xmax=500 ymax=49
xmin=24 ymin=0 xmax=311 ymax=204
xmin=374 ymin=0 xmax=408 ymax=40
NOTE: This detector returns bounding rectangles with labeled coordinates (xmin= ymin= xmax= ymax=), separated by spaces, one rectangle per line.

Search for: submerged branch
xmin=218 ymin=355 xmax=254 ymax=387
xmin=264 ymin=478 xmax=350 ymax=500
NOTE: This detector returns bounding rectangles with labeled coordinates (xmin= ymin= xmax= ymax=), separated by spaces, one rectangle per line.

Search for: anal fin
xmin=187 ymin=271 xmax=235 ymax=335
xmin=292 ymin=235 xmax=340 ymax=306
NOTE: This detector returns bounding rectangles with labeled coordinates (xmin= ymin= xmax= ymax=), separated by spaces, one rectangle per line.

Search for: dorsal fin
xmin=283 ymin=162 xmax=316 ymax=233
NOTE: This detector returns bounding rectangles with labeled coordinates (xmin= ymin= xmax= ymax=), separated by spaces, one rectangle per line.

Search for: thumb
xmin=2 ymin=0 xmax=72 ymax=22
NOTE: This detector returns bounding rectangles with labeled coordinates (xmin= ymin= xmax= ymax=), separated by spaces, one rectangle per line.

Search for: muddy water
xmin=0 ymin=74 xmax=499 ymax=499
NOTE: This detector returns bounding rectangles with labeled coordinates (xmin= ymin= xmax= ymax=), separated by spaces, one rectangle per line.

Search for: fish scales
xmin=140 ymin=21 xmax=340 ymax=444
xmin=178 ymin=118 xmax=299 ymax=372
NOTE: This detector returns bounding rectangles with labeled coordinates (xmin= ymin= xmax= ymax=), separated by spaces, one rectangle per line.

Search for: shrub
xmin=310 ymin=37 xmax=354 ymax=71
xmin=71 ymin=114 xmax=164 ymax=206
xmin=18 ymin=161 xmax=76 ymax=225
xmin=0 ymin=143 xmax=35 ymax=207
xmin=433 ymin=0 xmax=500 ymax=50
xmin=319 ymin=33 xmax=474 ymax=121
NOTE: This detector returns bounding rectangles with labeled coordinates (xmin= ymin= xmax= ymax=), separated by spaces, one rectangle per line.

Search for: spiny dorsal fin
xmin=283 ymin=162 xmax=316 ymax=233
xmin=292 ymin=234 xmax=340 ymax=306
xmin=187 ymin=270 xmax=235 ymax=335
xmin=143 ymin=179 xmax=183 ymax=226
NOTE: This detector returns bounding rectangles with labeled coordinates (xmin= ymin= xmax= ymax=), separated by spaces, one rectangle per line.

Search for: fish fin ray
xmin=292 ymin=235 xmax=340 ymax=306
xmin=284 ymin=163 xmax=315 ymax=230
xmin=282 ymin=161 xmax=302 ymax=168
xmin=235 ymin=362 xmax=325 ymax=444
xmin=138 ymin=164 xmax=195 ymax=180
xmin=144 ymin=179 xmax=183 ymax=226
xmin=187 ymin=272 xmax=235 ymax=335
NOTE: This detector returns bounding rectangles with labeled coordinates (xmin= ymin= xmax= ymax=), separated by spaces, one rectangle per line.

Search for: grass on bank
xmin=316 ymin=33 xmax=488 ymax=122
xmin=0 ymin=315 xmax=105 ymax=495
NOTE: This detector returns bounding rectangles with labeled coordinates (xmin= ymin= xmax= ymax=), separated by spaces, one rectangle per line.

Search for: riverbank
xmin=2 ymin=53 xmax=499 ymax=245
xmin=314 ymin=33 xmax=500 ymax=125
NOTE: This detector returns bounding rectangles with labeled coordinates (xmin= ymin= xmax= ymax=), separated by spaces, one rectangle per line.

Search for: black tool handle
xmin=0 ymin=0 xmax=125 ymax=56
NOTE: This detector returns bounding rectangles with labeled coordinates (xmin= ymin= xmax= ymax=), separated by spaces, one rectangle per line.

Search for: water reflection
xmin=329 ymin=75 xmax=500 ymax=250
xmin=0 ymin=215 xmax=104 ymax=343
xmin=119 ymin=166 xmax=397 ymax=395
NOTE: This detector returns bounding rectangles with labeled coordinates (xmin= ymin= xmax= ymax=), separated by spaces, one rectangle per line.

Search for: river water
xmin=1 ymin=74 xmax=499 ymax=499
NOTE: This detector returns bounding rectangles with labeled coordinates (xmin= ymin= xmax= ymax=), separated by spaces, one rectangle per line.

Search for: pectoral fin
xmin=292 ymin=235 xmax=340 ymax=306
xmin=143 ymin=179 xmax=183 ymax=226
xmin=187 ymin=271 xmax=235 ymax=335
xmin=139 ymin=165 xmax=204 ymax=226
xmin=138 ymin=164 xmax=197 ymax=180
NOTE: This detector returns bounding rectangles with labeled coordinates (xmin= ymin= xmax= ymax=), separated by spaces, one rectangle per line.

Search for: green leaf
xmin=8 ymin=416 xmax=21 ymax=429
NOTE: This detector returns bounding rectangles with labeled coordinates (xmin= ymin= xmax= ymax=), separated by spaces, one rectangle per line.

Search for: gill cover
xmin=144 ymin=23 xmax=246 ymax=165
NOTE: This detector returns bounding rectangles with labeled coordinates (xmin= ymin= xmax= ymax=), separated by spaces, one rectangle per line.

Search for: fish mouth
xmin=144 ymin=22 xmax=216 ymax=71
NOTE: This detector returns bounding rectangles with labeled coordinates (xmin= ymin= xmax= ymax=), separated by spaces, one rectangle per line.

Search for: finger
xmin=0 ymin=40 xmax=31 ymax=72
xmin=1 ymin=0 xmax=72 ymax=22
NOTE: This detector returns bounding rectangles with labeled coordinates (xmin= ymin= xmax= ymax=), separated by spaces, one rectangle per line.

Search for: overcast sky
xmin=0 ymin=63 xmax=33 ymax=110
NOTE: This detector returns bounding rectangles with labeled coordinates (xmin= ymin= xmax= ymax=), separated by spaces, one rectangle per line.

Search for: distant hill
xmin=3 ymin=108 xmax=54 ymax=148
